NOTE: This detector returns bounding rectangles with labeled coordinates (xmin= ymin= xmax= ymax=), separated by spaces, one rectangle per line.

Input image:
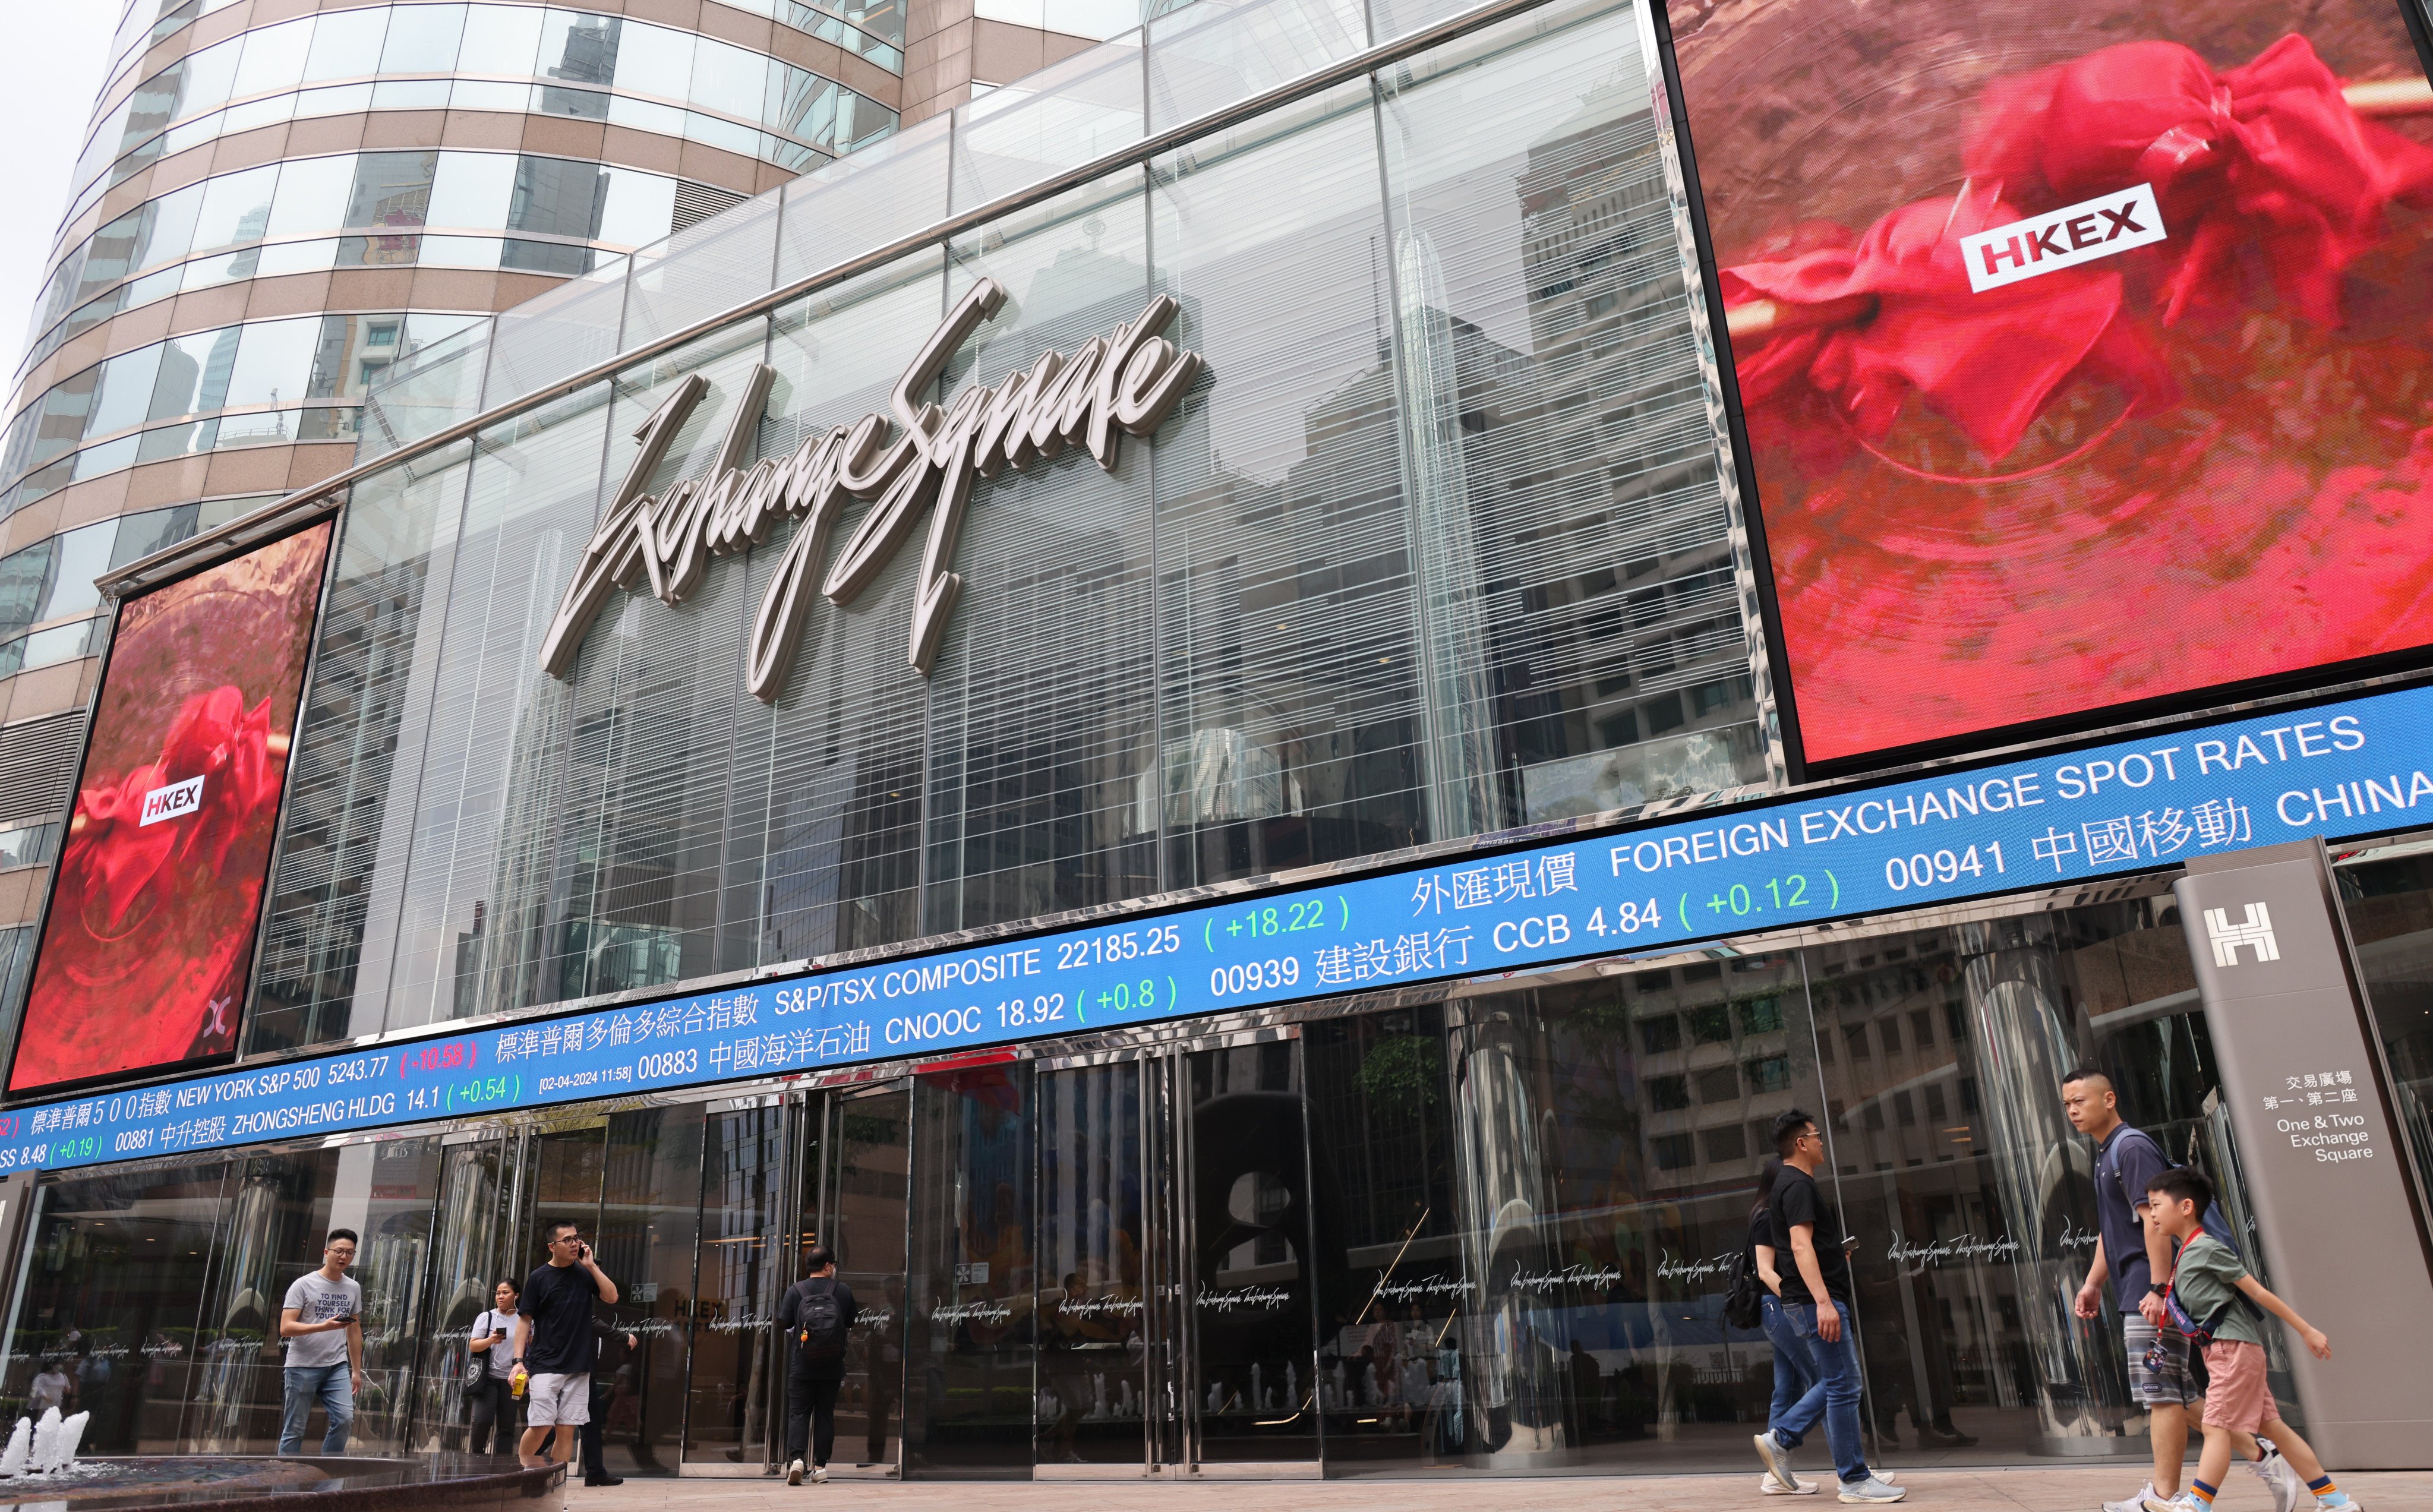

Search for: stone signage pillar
xmin=2173 ymin=840 xmax=2433 ymax=1467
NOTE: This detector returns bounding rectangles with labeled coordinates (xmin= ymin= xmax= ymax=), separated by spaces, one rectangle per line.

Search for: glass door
xmin=817 ymin=1086 xmax=912 ymax=1472
xmin=1178 ymin=1038 xmax=1323 ymax=1471
xmin=1034 ymin=1058 xmax=1151 ymax=1473
xmin=904 ymin=1065 xmax=1037 ymax=1478
xmin=407 ymin=1137 xmax=517 ymax=1451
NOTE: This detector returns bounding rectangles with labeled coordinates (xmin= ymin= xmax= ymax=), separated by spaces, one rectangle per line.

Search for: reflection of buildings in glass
xmin=1409 ymin=81 xmax=1762 ymax=832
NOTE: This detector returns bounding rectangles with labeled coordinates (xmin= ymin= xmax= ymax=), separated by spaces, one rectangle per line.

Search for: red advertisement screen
xmin=8 ymin=521 xmax=333 ymax=1094
xmin=1671 ymin=0 xmax=2433 ymax=766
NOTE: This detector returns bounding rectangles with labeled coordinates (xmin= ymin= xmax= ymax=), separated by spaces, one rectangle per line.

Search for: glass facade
xmin=8 ymin=0 xmax=2433 ymax=1488
xmin=65 ymin=2 xmax=902 ymax=228
xmin=2 ymin=313 xmax=484 ymax=525
xmin=15 ymin=869 xmax=2426 ymax=1475
xmin=23 ymin=150 xmax=690 ymax=377
xmin=246 ymin=0 xmax=1766 ymax=1055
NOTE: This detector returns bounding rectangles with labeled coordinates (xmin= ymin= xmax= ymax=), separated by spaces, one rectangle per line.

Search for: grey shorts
xmin=525 ymin=1371 xmax=592 ymax=1426
xmin=2123 ymin=1315 xmax=2200 ymax=1407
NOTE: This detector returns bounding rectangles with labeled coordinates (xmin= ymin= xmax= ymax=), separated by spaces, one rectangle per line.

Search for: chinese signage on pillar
xmin=1664 ymin=0 xmax=2433 ymax=769
xmin=8 ymin=522 xmax=335 ymax=1096
xmin=2173 ymin=845 xmax=2433 ymax=1465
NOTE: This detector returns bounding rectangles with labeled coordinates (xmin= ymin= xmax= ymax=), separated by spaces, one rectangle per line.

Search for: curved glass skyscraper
xmin=0 ymin=0 xmax=1113 ymax=989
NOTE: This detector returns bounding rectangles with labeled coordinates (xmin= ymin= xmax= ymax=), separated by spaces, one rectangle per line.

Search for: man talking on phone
xmin=278 ymin=1229 xmax=365 ymax=1455
xmin=513 ymin=1222 xmax=620 ymax=1472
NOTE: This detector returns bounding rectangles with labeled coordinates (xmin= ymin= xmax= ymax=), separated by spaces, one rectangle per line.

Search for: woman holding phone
xmin=468 ymin=1280 xmax=522 ymax=1455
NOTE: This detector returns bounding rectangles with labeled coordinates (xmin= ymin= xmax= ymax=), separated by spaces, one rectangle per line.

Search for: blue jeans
xmin=279 ymin=1363 xmax=354 ymax=1456
xmin=1783 ymin=1300 xmax=1869 ymax=1485
xmin=1762 ymin=1293 xmax=1826 ymax=1448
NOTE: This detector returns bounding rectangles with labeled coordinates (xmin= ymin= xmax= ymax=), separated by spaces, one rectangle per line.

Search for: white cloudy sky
xmin=0 ymin=4 xmax=119 ymax=380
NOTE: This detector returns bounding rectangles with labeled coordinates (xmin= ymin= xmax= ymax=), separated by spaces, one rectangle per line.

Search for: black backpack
xmin=794 ymin=1278 xmax=847 ymax=1360
xmin=1724 ymin=1249 xmax=1766 ymax=1330
xmin=1724 ymin=1204 xmax=1768 ymax=1331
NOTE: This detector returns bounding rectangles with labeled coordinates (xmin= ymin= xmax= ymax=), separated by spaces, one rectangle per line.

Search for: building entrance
xmin=804 ymin=1034 xmax=1327 ymax=1479
xmin=16 ymin=873 xmax=2433 ymax=1477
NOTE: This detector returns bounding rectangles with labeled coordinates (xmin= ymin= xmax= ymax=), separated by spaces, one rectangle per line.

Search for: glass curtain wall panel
xmin=1405 ymin=957 xmax=1811 ymax=1473
xmin=821 ymin=1088 xmax=913 ymax=1469
xmin=687 ymin=1104 xmax=785 ymax=1466
xmin=598 ymin=1106 xmax=706 ymax=1475
xmin=407 ymin=1139 xmax=515 ymax=1450
xmin=188 ymin=1148 xmax=344 ymax=1451
xmin=1034 ymin=1060 xmax=1150 ymax=1465
xmin=350 ymin=1138 xmax=446 ymax=1450
xmin=752 ymin=256 xmax=948 ymax=965
xmin=1301 ymin=1008 xmax=1465 ymax=1470
xmin=2336 ymin=851 xmax=2433 ymax=1209
xmin=2 ymin=1163 xmax=229 ymax=1452
xmin=924 ymin=176 xmax=1160 ymax=935
xmin=528 ymin=1117 xmax=605 ymax=1223
xmin=904 ymin=1065 xmax=1036 ymax=1478
xmin=1798 ymin=901 xmax=2273 ymax=1467
xmin=1375 ymin=0 xmax=1761 ymax=834
xmin=387 ymin=381 xmax=612 ymax=1024
xmin=250 ymin=447 xmax=472 ymax=1051
xmin=1148 ymin=81 xmax=1430 ymax=889
xmin=176 ymin=1141 xmax=443 ymax=1454
xmin=541 ymin=325 xmax=771 ymax=1006
xmin=1182 ymin=1039 xmax=1320 ymax=1463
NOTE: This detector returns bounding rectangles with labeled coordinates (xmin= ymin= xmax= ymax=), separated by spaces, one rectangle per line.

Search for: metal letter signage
xmin=536 ymin=279 xmax=1204 ymax=696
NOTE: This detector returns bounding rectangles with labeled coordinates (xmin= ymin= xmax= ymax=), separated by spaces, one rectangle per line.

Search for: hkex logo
xmin=138 ymin=774 xmax=204 ymax=827
xmin=1959 ymin=184 xmax=2168 ymax=293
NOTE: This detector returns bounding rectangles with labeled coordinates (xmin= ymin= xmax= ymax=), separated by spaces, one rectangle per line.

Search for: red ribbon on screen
xmin=1965 ymin=34 xmax=2433 ymax=324
xmin=72 ymin=686 xmax=280 ymax=932
xmin=1719 ymin=195 xmax=2175 ymax=463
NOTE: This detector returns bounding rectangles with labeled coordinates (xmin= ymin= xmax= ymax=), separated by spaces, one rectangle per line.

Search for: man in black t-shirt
xmin=512 ymin=1221 xmax=620 ymax=1471
xmin=1752 ymin=1111 xmax=1902 ymax=1504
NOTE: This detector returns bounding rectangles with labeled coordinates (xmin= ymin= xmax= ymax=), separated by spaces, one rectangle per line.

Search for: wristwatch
xmin=2146 ymin=1283 xmax=2167 ymax=1296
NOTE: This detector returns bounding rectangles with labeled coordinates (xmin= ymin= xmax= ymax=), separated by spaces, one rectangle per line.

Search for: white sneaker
xmin=1755 ymin=1431 xmax=1800 ymax=1493
xmin=786 ymin=1460 xmax=805 ymax=1486
xmin=2249 ymin=1451 xmax=2303 ymax=1512
xmin=2142 ymin=1494 xmax=2199 ymax=1512
xmin=811 ymin=1466 xmax=829 ymax=1484
xmin=1838 ymin=1475 xmax=1906 ymax=1504
xmin=2106 ymin=1483 xmax=2161 ymax=1512
xmin=1760 ymin=1473 xmax=1820 ymax=1496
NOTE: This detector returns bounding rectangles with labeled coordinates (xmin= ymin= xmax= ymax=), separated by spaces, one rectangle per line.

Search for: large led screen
xmin=8 ymin=521 xmax=333 ymax=1094
xmin=1670 ymin=0 xmax=2433 ymax=766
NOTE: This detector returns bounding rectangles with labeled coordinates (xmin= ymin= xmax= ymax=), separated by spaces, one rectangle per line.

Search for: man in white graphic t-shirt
xmin=278 ymin=1229 xmax=365 ymax=1456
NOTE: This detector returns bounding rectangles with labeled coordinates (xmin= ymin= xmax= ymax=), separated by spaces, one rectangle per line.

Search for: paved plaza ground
xmin=576 ymin=1465 xmax=2433 ymax=1512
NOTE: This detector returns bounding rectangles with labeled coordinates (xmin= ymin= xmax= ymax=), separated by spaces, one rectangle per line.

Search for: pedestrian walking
xmin=513 ymin=1221 xmax=620 ymax=1471
xmin=2062 ymin=1069 xmax=2293 ymax=1512
xmin=579 ymin=1317 xmax=639 ymax=1486
xmin=466 ymin=1281 xmax=520 ymax=1456
xmin=277 ymin=1229 xmax=363 ymax=1456
xmin=2141 ymin=1169 xmax=2358 ymax=1512
xmin=1752 ymin=1111 xmax=1903 ymax=1504
xmin=1750 ymin=1158 xmax=1826 ymax=1495
xmin=780 ymin=1244 xmax=860 ymax=1485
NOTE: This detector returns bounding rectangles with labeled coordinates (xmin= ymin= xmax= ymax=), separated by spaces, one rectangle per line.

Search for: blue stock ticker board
xmin=11 ymin=680 xmax=2433 ymax=1174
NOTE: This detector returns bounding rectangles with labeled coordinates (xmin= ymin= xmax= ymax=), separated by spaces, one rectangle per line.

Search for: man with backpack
xmin=780 ymin=1244 xmax=860 ymax=1485
xmin=2061 ymin=1068 xmax=2296 ymax=1512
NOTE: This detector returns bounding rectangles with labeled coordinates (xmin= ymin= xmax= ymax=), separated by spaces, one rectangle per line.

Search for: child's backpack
xmin=2110 ymin=1125 xmax=2243 ymax=1258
